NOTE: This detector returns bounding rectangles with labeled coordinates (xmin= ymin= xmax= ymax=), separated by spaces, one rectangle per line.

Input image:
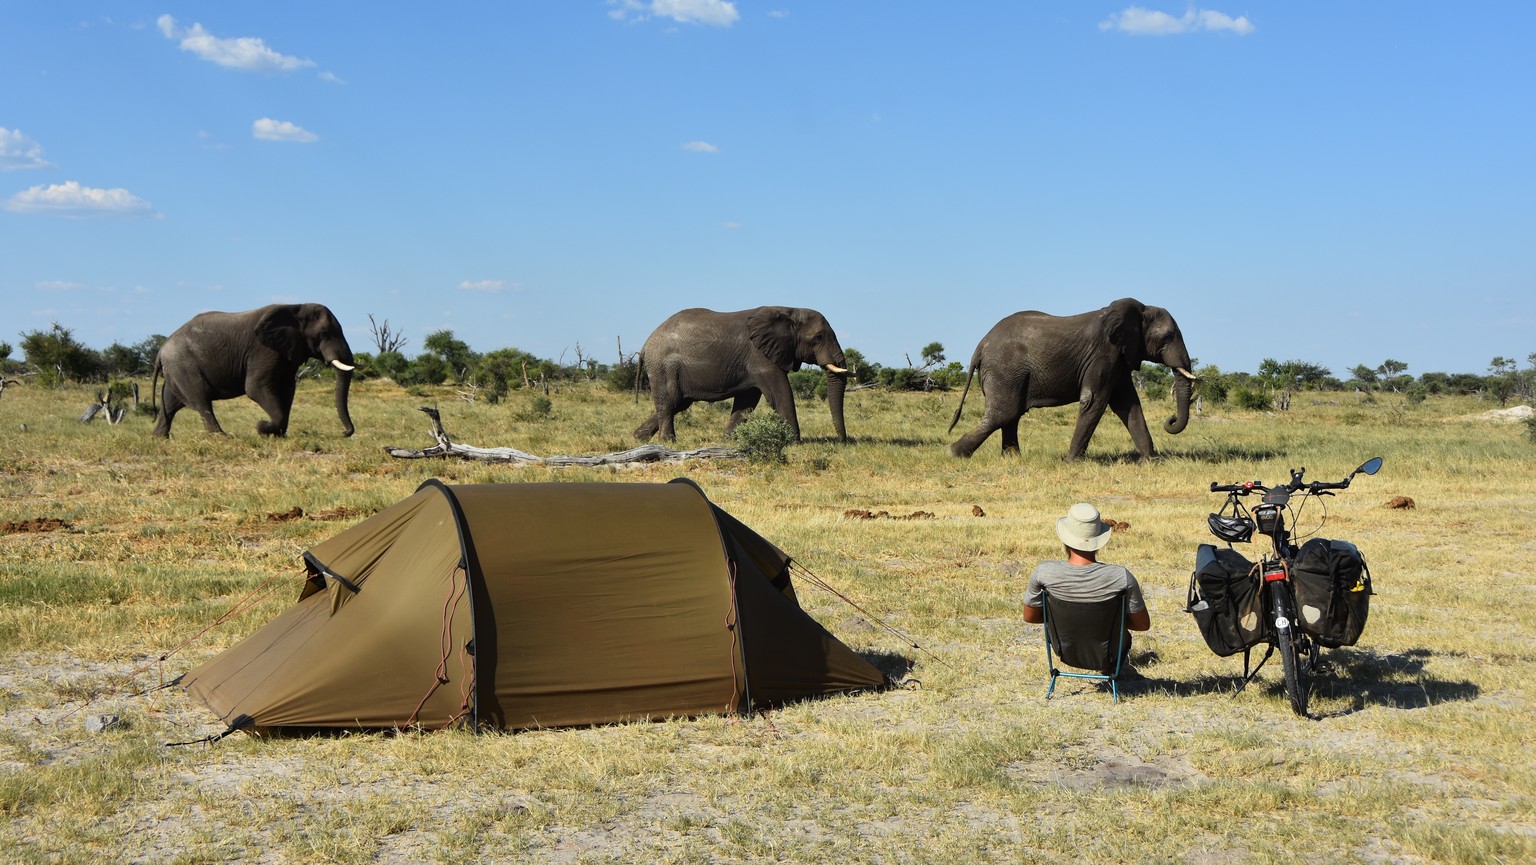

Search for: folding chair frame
xmin=1042 ymin=589 xmax=1129 ymax=703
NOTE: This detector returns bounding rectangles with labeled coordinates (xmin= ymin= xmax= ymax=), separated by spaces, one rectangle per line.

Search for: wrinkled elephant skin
xmin=948 ymin=298 xmax=1195 ymax=460
xmin=152 ymin=303 xmax=356 ymax=438
xmin=634 ymin=306 xmax=850 ymax=443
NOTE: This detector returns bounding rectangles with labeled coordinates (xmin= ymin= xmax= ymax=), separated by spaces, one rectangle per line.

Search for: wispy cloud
xmin=3 ymin=181 xmax=161 ymax=219
xmin=609 ymin=0 xmax=740 ymax=27
xmin=682 ymin=140 xmax=719 ymax=154
xmin=0 ymin=128 xmax=53 ymax=171
xmin=157 ymin=14 xmax=316 ymax=72
xmin=1100 ymin=6 xmax=1255 ymax=36
xmin=459 ymin=279 xmax=518 ymax=293
xmin=319 ymin=71 xmax=346 ymax=85
xmin=252 ymin=118 xmax=318 ymax=143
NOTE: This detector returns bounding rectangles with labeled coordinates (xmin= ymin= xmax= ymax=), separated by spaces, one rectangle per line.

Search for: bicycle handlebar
xmin=1209 ymin=471 xmax=1352 ymax=495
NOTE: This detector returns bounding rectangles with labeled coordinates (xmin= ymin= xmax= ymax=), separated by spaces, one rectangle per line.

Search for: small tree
xmin=20 ymin=323 xmax=104 ymax=386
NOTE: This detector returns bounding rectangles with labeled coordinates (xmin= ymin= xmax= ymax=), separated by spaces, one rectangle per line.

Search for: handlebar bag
xmin=1186 ymin=544 xmax=1264 ymax=656
xmin=1292 ymin=538 xmax=1372 ymax=647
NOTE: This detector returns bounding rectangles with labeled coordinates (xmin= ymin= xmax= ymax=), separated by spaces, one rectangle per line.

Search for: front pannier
xmin=1187 ymin=544 xmax=1264 ymax=656
xmin=1291 ymin=537 xmax=1372 ymax=647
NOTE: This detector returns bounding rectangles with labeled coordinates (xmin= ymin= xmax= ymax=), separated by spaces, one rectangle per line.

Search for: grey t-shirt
xmin=1024 ymin=560 xmax=1146 ymax=614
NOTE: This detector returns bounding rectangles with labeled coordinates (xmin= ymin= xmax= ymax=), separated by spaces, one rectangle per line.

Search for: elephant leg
xmin=724 ymin=391 xmax=762 ymax=437
xmin=153 ymin=386 xmax=187 ymax=437
xmin=634 ymin=413 xmax=661 ymax=442
xmin=657 ymin=398 xmax=692 ymax=442
xmin=1108 ymin=387 xmax=1156 ymax=459
xmin=759 ymin=378 xmax=801 ymax=440
xmin=173 ymin=385 xmax=225 ymax=435
xmin=1067 ymin=397 xmax=1113 ymax=460
xmin=1000 ymin=418 xmax=1022 ymax=456
xmin=249 ymin=378 xmax=295 ymax=437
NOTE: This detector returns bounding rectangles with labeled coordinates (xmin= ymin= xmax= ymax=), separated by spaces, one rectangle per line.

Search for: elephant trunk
xmin=332 ymin=362 xmax=355 ymax=437
xmin=826 ymin=368 xmax=848 ymax=441
xmin=1164 ymin=368 xmax=1194 ymax=435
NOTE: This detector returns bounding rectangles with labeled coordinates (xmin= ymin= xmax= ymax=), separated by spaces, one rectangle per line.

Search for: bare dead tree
xmin=368 ymin=314 xmax=409 ymax=354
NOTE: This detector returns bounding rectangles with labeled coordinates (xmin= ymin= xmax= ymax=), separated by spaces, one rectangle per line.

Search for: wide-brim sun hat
xmin=1056 ymin=502 xmax=1113 ymax=552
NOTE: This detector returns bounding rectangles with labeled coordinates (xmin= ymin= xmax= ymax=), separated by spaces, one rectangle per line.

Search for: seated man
xmin=1022 ymin=503 xmax=1151 ymax=666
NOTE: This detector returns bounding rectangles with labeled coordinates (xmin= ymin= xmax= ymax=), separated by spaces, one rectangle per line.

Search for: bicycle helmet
xmin=1208 ymin=512 xmax=1255 ymax=543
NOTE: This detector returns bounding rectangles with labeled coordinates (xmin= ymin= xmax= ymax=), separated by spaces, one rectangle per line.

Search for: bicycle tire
xmin=1269 ymin=582 xmax=1309 ymax=717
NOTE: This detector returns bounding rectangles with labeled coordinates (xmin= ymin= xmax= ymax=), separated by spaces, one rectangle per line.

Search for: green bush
xmin=1231 ymin=386 xmax=1273 ymax=411
xmin=733 ymin=412 xmax=794 ymax=464
xmin=1524 ymin=413 xmax=1536 ymax=444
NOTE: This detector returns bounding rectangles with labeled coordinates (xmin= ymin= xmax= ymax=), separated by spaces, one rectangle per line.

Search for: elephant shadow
xmin=798 ymin=435 xmax=934 ymax=447
xmin=1113 ymin=647 xmax=1481 ymax=715
xmin=1080 ymin=444 xmax=1285 ymax=466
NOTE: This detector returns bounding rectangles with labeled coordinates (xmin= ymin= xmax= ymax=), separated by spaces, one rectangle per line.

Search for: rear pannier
xmin=1186 ymin=544 xmax=1264 ymax=657
xmin=1291 ymin=537 xmax=1373 ymax=648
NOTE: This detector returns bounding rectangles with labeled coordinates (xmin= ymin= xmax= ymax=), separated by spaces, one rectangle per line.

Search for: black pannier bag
xmin=1187 ymin=544 xmax=1264 ymax=656
xmin=1291 ymin=537 xmax=1372 ymax=647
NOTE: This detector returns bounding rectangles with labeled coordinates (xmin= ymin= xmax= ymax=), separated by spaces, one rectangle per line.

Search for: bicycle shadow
xmin=1113 ymin=647 xmax=1481 ymax=716
xmin=1307 ymin=647 xmax=1481 ymax=717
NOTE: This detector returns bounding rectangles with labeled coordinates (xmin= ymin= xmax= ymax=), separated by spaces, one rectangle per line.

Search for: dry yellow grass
xmin=2 ymin=377 xmax=1533 ymax=863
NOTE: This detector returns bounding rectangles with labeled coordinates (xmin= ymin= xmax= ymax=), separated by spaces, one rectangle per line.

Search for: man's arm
xmin=1022 ymin=603 xmax=1043 ymax=624
xmin=1127 ymin=609 xmax=1150 ymax=631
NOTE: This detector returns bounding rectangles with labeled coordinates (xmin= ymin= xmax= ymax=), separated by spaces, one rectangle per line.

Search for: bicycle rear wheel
xmin=1268 ymin=582 xmax=1309 ymax=717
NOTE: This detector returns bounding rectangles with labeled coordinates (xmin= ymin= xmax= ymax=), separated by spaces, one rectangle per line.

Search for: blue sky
xmin=3 ymin=2 xmax=1532 ymax=377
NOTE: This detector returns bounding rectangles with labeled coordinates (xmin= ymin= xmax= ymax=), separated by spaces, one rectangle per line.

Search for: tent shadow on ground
xmin=1094 ymin=647 xmax=1481 ymax=714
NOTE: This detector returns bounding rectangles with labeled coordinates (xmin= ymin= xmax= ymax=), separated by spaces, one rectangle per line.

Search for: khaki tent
xmin=182 ymin=478 xmax=886 ymax=733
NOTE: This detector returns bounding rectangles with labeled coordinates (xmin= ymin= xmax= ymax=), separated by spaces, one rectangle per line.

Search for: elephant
xmin=948 ymin=298 xmax=1197 ymax=460
xmin=151 ymin=303 xmax=357 ymax=438
xmin=634 ymin=306 xmax=850 ymax=443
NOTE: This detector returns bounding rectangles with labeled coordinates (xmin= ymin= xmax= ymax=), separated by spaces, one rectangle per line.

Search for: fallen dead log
xmin=383 ymin=406 xmax=742 ymax=466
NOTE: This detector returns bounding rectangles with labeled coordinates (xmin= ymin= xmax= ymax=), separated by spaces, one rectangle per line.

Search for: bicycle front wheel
xmin=1269 ymin=582 xmax=1309 ymax=717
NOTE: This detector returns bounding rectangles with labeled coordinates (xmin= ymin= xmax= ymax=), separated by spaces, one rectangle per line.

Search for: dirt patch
xmin=844 ymin=509 xmax=937 ymax=521
xmin=264 ymin=505 xmax=369 ymax=523
xmin=1 ymin=517 xmax=71 ymax=534
xmin=1465 ymin=405 xmax=1534 ymax=423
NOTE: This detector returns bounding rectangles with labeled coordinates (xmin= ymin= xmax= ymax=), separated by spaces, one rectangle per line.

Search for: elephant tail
xmin=947 ymin=361 xmax=979 ymax=433
xmin=632 ymin=352 xmax=644 ymax=402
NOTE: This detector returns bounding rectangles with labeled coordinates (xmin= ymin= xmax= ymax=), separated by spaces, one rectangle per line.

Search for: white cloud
xmin=0 ymin=128 xmax=53 ymax=171
xmin=609 ymin=0 xmax=739 ymax=27
xmin=252 ymin=118 xmax=318 ymax=143
xmin=722 ymin=221 xmax=741 ymax=229
xmin=1100 ymin=6 xmax=1255 ymax=36
xmin=157 ymin=14 xmax=316 ymax=72
xmin=318 ymin=70 xmax=346 ymax=84
xmin=682 ymin=140 xmax=719 ymax=153
xmin=3 ymin=181 xmax=161 ymax=219
xmin=458 ymin=279 xmax=517 ymax=293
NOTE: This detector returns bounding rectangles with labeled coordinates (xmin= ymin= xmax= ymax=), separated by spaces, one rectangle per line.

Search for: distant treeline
xmin=4 ymin=322 xmax=1533 ymax=408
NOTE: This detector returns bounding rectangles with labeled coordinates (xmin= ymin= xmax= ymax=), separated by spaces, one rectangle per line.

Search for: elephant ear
xmin=1103 ymin=298 xmax=1147 ymax=368
xmin=746 ymin=307 xmax=798 ymax=371
xmin=255 ymin=306 xmax=308 ymax=363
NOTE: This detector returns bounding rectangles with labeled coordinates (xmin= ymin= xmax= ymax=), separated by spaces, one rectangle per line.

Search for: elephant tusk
xmin=824 ymin=364 xmax=848 ymax=374
xmin=1175 ymin=367 xmax=1199 ymax=381
xmin=330 ymin=359 xmax=356 ymax=372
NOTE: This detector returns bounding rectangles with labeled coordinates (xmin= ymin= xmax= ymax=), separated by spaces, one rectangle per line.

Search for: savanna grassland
xmin=1 ymin=377 xmax=1533 ymax=864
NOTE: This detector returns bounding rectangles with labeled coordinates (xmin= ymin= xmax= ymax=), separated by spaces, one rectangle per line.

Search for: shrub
xmin=1525 ymin=413 xmax=1536 ymax=444
xmin=733 ymin=412 xmax=794 ymax=464
xmin=1231 ymin=387 xmax=1273 ymax=411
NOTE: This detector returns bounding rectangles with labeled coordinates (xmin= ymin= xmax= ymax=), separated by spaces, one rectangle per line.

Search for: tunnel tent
xmin=181 ymin=477 xmax=887 ymax=734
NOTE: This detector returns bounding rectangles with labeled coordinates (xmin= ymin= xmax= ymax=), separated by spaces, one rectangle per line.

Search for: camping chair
xmin=1042 ymin=589 xmax=1130 ymax=702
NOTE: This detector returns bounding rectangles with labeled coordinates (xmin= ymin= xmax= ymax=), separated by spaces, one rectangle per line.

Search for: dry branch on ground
xmin=382 ymin=405 xmax=742 ymax=466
